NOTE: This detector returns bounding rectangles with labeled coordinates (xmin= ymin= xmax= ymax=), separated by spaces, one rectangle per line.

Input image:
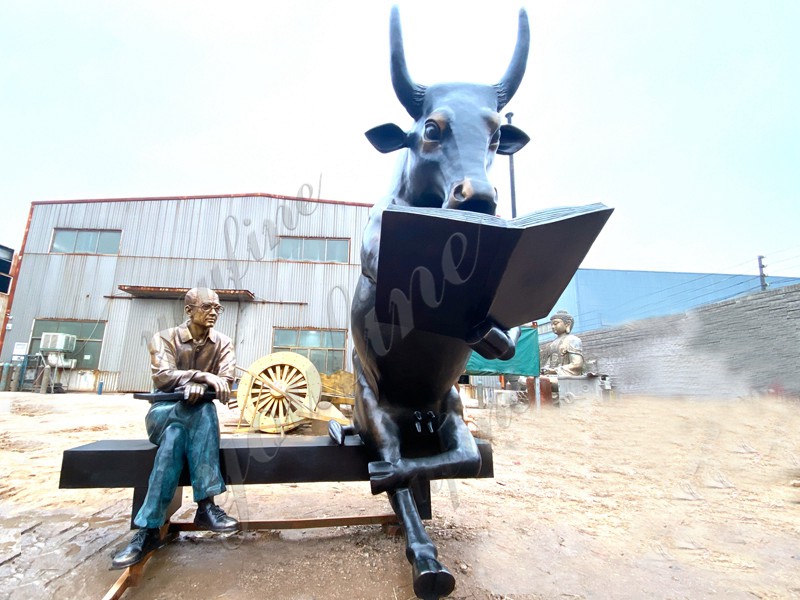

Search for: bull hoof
xmin=328 ymin=420 xmax=345 ymax=445
xmin=328 ymin=421 xmax=357 ymax=445
xmin=412 ymin=557 xmax=455 ymax=599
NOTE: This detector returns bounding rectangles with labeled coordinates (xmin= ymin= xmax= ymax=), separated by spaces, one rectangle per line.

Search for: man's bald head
xmin=185 ymin=287 xmax=219 ymax=307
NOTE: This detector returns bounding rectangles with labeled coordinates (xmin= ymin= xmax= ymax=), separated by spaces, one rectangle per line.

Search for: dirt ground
xmin=2 ymin=391 xmax=800 ymax=600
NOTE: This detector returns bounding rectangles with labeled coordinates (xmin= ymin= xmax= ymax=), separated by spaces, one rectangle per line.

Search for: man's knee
xmin=160 ymin=423 xmax=189 ymax=448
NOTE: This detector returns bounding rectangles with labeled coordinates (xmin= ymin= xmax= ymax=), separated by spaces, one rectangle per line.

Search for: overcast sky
xmin=2 ymin=0 xmax=799 ymax=278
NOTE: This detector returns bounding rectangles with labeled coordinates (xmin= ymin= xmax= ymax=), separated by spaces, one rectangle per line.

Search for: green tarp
xmin=465 ymin=326 xmax=539 ymax=376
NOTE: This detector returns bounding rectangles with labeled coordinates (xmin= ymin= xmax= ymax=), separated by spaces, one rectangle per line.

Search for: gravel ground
xmin=1 ymin=391 xmax=800 ymax=599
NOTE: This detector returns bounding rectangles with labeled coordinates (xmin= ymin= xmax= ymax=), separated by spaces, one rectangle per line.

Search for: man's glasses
xmin=192 ymin=303 xmax=225 ymax=314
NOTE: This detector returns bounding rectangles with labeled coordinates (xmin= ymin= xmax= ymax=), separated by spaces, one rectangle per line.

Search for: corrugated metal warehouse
xmin=1 ymin=193 xmax=370 ymax=392
xmin=2 ymin=192 xmax=797 ymax=393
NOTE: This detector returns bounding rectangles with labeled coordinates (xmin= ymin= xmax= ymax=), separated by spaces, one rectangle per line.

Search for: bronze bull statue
xmin=330 ymin=7 xmax=530 ymax=599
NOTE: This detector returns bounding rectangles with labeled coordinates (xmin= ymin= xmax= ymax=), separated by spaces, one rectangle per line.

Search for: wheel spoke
xmin=259 ymin=397 xmax=276 ymax=415
xmin=283 ymin=391 xmax=311 ymax=412
xmin=268 ymin=397 xmax=280 ymax=418
xmin=255 ymin=390 xmax=274 ymax=409
xmin=287 ymin=389 xmax=308 ymax=404
xmin=285 ymin=380 xmax=307 ymax=394
xmin=255 ymin=371 xmax=286 ymax=398
xmin=252 ymin=384 xmax=267 ymax=411
xmin=238 ymin=352 xmax=321 ymax=432
xmin=284 ymin=369 xmax=304 ymax=387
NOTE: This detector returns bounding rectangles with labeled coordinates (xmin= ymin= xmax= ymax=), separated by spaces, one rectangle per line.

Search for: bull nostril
xmin=452 ymin=180 xmax=480 ymax=202
xmin=448 ymin=179 xmax=497 ymax=213
xmin=455 ymin=181 xmax=495 ymax=201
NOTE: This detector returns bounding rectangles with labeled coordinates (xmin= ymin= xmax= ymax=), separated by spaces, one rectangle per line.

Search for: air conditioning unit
xmin=40 ymin=332 xmax=77 ymax=353
xmin=46 ymin=353 xmax=76 ymax=369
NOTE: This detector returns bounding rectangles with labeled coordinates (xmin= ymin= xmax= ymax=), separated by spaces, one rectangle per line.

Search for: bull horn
xmin=390 ymin=5 xmax=426 ymax=119
xmin=494 ymin=8 xmax=530 ymax=110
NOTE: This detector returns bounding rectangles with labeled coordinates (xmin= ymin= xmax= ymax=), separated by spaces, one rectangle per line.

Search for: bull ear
xmin=365 ymin=123 xmax=408 ymax=153
xmin=497 ymin=124 xmax=530 ymax=155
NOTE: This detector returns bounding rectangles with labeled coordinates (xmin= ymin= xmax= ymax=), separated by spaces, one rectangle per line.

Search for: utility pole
xmin=505 ymin=112 xmax=517 ymax=219
xmin=757 ymin=255 xmax=768 ymax=291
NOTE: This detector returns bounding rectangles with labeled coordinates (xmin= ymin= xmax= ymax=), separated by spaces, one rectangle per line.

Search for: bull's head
xmin=366 ymin=6 xmax=530 ymax=216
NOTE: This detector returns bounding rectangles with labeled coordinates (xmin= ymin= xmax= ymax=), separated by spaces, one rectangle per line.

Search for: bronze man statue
xmin=541 ymin=310 xmax=585 ymax=376
xmin=112 ymin=287 xmax=239 ymax=569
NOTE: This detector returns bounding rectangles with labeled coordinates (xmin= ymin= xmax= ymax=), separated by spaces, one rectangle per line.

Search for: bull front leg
xmin=389 ymin=487 xmax=456 ymax=600
xmin=361 ymin=409 xmax=459 ymax=600
xmin=348 ymin=376 xmax=460 ymax=599
xmin=368 ymin=406 xmax=481 ymax=495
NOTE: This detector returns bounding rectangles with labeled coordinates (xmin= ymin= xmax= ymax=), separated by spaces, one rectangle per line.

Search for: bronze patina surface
xmin=329 ymin=7 xmax=531 ymax=599
xmin=111 ymin=287 xmax=239 ymax=570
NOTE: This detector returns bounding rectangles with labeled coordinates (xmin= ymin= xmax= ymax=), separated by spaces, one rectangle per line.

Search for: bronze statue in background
xmin=329 ymin=7 xmax=530 ymax=599
xmin=541 ymin=310 xmax=585 ymax=376
xmin=112 ymin=287 xmax=239 ymax=569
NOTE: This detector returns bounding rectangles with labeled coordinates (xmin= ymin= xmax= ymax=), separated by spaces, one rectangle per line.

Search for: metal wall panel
xmin=24 ymin=196 xmax=367 ymax=261
xmin=3 ymin=196 xmax=370 ymax=390
xmin=98 ymin=296 xmax=131 ymax=376
xmin=118 ymin=298 xmax=190 ymax=392
xmin=0 ymin=253 xmax=120 ymax=364
xmin=97 ymin=371 xmax=120 ymax=393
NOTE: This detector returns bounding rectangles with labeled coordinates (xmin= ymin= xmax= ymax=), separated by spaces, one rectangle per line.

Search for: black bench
xmin=59 ymin=435 xmax=494 ymax=528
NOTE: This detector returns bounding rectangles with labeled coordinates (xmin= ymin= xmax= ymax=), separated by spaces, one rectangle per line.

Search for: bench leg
xmin=131 ymin=486 xmax=183 ymax=528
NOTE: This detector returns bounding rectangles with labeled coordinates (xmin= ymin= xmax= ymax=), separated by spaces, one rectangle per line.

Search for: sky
xmin=1 ymin=0 xmax=799 ymax=278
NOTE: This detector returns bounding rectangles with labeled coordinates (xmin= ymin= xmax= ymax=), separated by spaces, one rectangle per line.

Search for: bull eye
xmin=490 ymin=130 xmax=501 ymax=146
xmin=423 ymin=121 xmax=441 ymax=142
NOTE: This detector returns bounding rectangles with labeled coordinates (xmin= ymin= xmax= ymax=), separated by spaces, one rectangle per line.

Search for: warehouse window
xmin=272 ymin=328 xmax=346 ymax=374
xmin=29 ymin=319 xmax=106 ymax=370
xmin=277 ymin=237 xmax=348 ymax=263
xmin=50 ymin=229 xmax=122 ymax=255
xmin=0 ymin=245 xmax=11 ymax=294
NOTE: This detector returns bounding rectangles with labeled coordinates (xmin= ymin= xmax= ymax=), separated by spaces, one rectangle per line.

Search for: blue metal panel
xmin=546 ymin=268 xmax=799 ymax=334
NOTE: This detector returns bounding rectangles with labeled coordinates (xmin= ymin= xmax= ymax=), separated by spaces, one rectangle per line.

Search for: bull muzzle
xmin=447 ymin=178 xmax=498 ymax=215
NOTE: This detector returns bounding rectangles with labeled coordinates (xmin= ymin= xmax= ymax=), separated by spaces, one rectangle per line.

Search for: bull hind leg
xmin=389 ymin=487 xmax=455 ymax=600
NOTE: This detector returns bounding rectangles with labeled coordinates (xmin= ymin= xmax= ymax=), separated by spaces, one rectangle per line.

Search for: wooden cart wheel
xmin=238 ymin=352 xmax=322 ymax=433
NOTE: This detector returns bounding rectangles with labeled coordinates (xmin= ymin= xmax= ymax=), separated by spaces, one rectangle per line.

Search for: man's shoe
xmin=111 ymin=528 xmax=162 ymax=570
xmin=194 ymin=501 xmax=239 ymax=532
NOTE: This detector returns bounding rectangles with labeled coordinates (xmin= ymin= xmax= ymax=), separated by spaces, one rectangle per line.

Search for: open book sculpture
xmin=375 ymin=203 xmax=612 ymax=340
xmin=329 ymin=7 xmax=611 ymax=599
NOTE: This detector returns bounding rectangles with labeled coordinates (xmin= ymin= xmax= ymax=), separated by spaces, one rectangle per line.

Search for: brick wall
xmin=573 ymin=283 xmax=800 ymax=397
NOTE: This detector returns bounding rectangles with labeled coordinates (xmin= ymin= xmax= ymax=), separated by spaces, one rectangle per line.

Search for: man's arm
xmin=192 ymin=335 xmax=236 ymax=405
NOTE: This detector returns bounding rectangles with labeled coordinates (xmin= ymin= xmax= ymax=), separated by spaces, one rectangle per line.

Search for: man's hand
xmin=183 ymin=382 xmax=208 ymax=405
xmin=196 ymin=373 xmax=231 ymax=405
